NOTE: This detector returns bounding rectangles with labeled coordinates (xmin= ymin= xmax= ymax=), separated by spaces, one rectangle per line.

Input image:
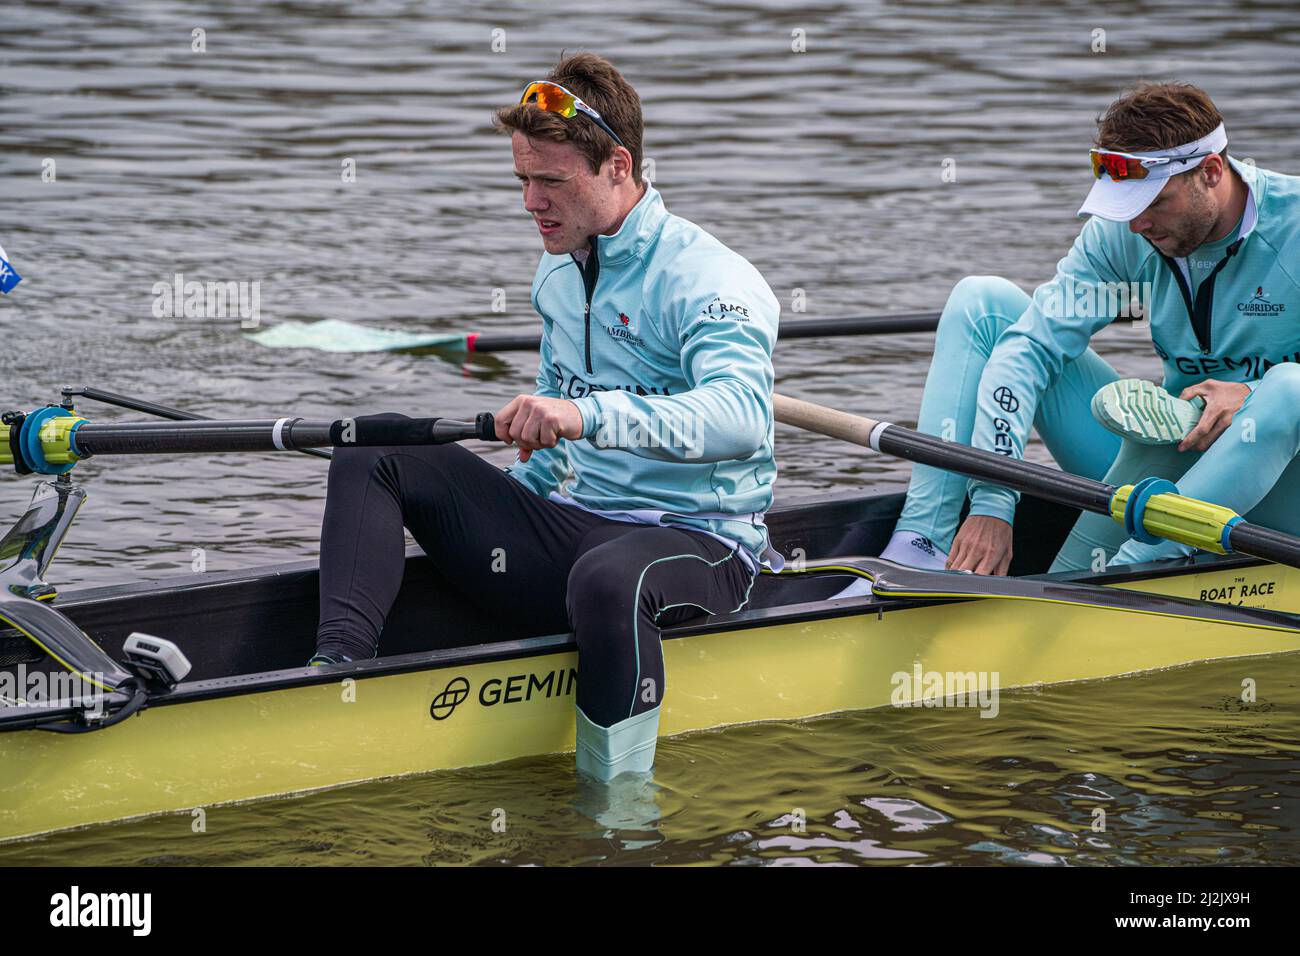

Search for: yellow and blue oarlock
xmin=0 ymin=406 xmax=88 ymax=475
xmin=1109 ymin=476 xmax=1244 ymax=556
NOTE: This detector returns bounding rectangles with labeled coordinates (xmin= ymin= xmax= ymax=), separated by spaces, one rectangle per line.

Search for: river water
xmin=2 ymin=0 xmax=1299 ymax=865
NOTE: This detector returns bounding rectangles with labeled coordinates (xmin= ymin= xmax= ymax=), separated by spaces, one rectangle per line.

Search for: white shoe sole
xmin=1091 ymin=379 xmax=1204 ymax=446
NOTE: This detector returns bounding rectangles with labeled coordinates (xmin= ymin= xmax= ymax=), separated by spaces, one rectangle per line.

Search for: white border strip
xmin=271 ymin=417 xmax=292 ymax=451
xmin=868 ymin=421 xmax=890 ymax=452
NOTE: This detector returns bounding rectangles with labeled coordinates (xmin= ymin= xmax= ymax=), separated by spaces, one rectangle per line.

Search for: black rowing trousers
xmin=315 ymin=430 xmax=756 ymax=728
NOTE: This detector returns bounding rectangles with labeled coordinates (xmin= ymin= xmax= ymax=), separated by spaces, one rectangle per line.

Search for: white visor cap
xmin=1078 ymin=122 xmax=1228 ymax=221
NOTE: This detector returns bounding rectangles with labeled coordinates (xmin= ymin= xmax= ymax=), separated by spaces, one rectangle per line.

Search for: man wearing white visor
xmin=878 ymin=81 xmax=1300 ymax=575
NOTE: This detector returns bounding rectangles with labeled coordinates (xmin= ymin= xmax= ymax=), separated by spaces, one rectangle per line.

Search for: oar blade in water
xmin=246 ymin=319 xmax=468 ymax=353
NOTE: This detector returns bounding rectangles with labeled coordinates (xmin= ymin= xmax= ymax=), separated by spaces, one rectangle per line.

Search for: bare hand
xmin=495 ymin=395 xmax=584 ymax=462
xmin=947 ymin=515 xmax=1013 ymax=576
xmin=1177 ymin=379 xmax=1251 ymax=452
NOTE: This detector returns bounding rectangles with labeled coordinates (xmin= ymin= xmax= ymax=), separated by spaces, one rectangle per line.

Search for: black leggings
xmin=315 ymin=434 xmax=756 ymax=727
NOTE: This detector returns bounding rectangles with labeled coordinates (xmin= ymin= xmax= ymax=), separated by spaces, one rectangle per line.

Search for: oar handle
xmin=329 ymin=413 xmax=500 ymax=446
xmin=773 ymin=394 xmax=885 ymax=447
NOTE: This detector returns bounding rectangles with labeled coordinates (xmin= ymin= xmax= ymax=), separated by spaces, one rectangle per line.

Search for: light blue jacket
xmin=970 ymin=159 xmax=1300 ymax=522
xmin=506 ymin=185 xmax=781 ymax=562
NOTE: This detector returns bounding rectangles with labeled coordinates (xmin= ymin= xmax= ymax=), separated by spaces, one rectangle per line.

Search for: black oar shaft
xmin=73 ymin=420 xmax=330 ymax=455
xmin=62 ymin=384 xmax=334 ymax=461
xmin=467 ymin=312 xmax=1137 ymax=352
xmin=775 ymin=313 xmax=944 ymax=339
xmin=1228 ymin=522 xmax=1300 ymax=567
xmin=70 ymin=415 xmax=498 ymax=457
xmin=468 ymin=313 xmax=946 ymax=353
xmin=874 ymin=425 xmax=1117 ymax=514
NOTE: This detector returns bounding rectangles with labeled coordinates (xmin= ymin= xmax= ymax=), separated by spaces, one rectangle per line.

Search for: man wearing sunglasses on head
xmin=310 ymin=53 xmax=781 ymax=780
xmin=879 ymin=81 xmax=1300 ymax=576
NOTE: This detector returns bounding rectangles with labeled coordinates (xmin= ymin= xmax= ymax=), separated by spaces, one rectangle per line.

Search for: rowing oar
xmin=246 ymin=312 xmax=940 ymax=353
xmin=60 ymin=384 xmax=334 ymax=460
xmin=248 ymin=310 xmax=1151 ymax=354
xmin=772 ymin=393 xmax=1300 ymax=570
xmin=0 ymin=409 xmax=500 ymax=474
xmin=468 ymin=313 xmax=944 ymax=352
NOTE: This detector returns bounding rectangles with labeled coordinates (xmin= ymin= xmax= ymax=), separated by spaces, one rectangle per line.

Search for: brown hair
xmin=1095 ymin=81 xmax=1225 ymax=156
xmin=494 ymin=53 xmax=644 ymax=184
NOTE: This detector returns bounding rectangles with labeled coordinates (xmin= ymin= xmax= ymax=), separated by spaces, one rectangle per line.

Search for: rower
xmin=309 ymin=53 xmax=782 ymax=780
xmin=882 ymin=81 xmax=1300 ymax=575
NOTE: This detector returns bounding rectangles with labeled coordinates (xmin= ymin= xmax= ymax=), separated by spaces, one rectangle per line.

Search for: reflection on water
xmin=4 ymin=653 xmax=1297 ymax=866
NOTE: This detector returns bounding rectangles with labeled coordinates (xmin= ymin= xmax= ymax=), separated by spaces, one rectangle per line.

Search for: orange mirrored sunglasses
xmin=1089 ymin=148 xmax=1214 ymax=181
xmin=519 ymin=81 xmax=626 ymax=148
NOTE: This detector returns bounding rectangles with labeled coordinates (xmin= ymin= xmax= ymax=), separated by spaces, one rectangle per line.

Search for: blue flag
xmin=0 ymin=247 xmax=20 ymax=294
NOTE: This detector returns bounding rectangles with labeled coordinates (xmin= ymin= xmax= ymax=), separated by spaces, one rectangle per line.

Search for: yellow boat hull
xmin=2 ymin=558 xmax=1297 ymax=844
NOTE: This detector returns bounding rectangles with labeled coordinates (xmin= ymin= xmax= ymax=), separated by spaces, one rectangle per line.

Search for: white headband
xmin=1078 ymin=122 xmax=1228 ymax=221
xmin=1116 ymin=122 xmax=1228 ymax=181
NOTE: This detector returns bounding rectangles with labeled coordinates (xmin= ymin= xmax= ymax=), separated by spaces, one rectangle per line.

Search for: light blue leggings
xmin=895 ymin=276 xmax=1122 ymax=551
xmin=1052 ymin=362 xmax=1300 ymax=571
xmin=895 ymin=275 xmax=1300 ymax=571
